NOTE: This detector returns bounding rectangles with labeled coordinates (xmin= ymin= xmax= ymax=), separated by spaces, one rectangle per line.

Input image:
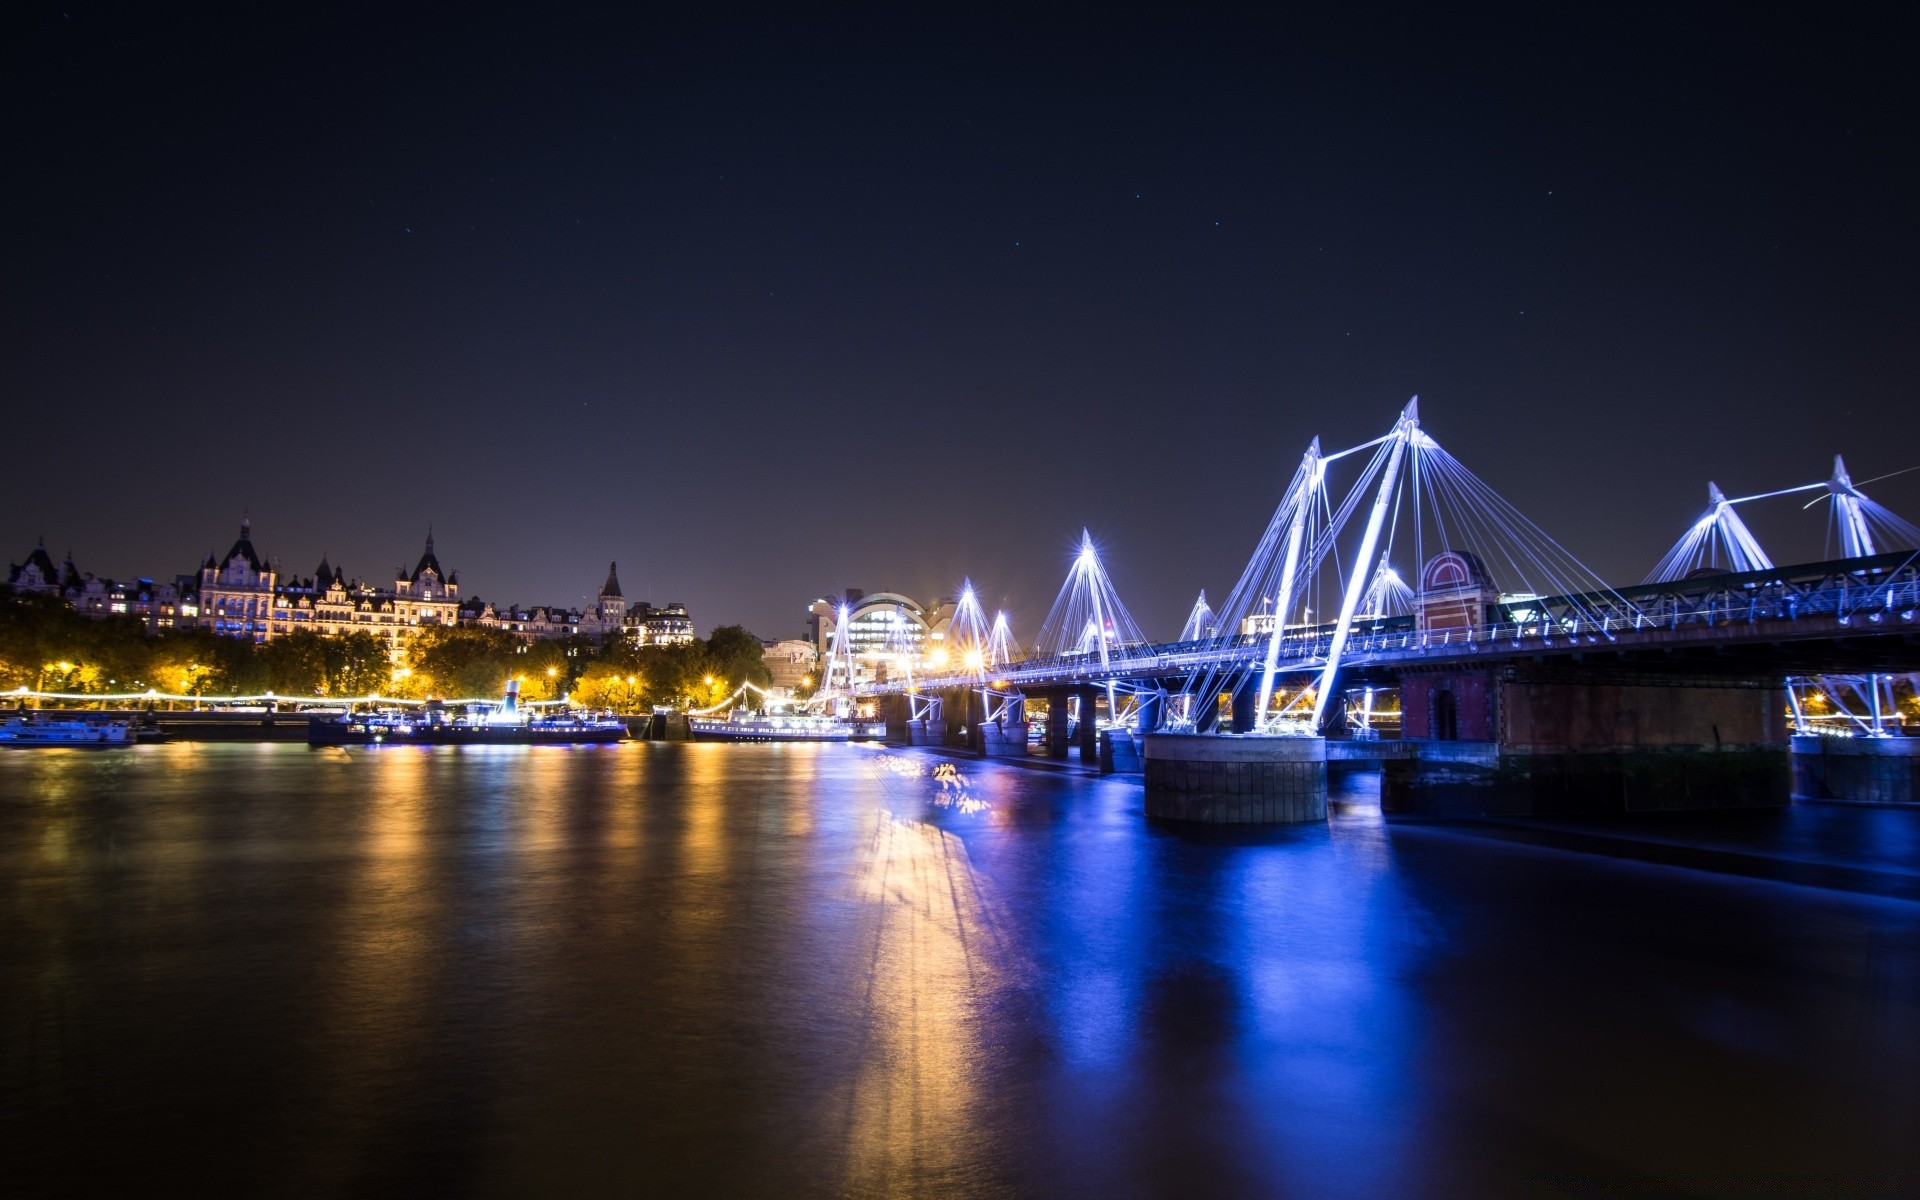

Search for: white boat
xmin=0 ymin=714 xmax=134 ymax=747
xmin=688 ymin=712 xmax=887 ymax=742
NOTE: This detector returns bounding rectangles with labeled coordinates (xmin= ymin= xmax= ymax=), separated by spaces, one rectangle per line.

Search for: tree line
xmin=0 ymin=591 xmax=389 ymax=699
xmin=0 ymin=589 xmax=772 ymax=712
xmin=398 ymin=623 xmax=771 ymax=711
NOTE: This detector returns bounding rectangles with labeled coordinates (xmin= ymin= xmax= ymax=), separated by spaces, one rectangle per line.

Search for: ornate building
xmin=6 ymin=541 xmax=75 ymax=595
xmin=10 ymin=538 xmax=193 ymax=630
xmin=195 ymin=521 xmax=460 ymax=662
xmin=488 ymin=604 xmax=583 ymax=640
xmin=626 ymin=601 xmax=694 ymax=646
xmin=577 ymin=563 xmax=628 ymax=637
xmin=198 ymin=520 xmax=278 ymax=640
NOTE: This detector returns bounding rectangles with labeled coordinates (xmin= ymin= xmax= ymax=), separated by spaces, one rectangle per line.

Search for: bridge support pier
xmin=1229 ymin=678 xmax=1259 ymax=734
xmin=1194 ymin=687 xmax=1221 ymax=734
xmin=1044 ymin=691 xmax=1071 ymax=759
xmin=1100 ymin=729 xmax=1142 ymax=773
xmin=1793 ymin=735 xmax=1920 ymax=804
xmin=1077 ymin=686 xmax=1100 ymax=764
xmin=1144 ymin=734 xmax=1328 ymax=823
xmin=978 ymin=693 xmax=1028 ymax=758
xmin=910 ymin=714 xmax=946 ymax=747
xmin=879 ymin=694 xmax=911 ymax=745
xmin=1135 ymin=689 xmax=1165 ymax=737
xmin=1383 ymin=666 xmax=1790 ymax=816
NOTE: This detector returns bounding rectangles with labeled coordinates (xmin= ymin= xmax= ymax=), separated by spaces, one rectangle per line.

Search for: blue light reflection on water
xmin=4 ymin=742 xmax=1920 ymax=1195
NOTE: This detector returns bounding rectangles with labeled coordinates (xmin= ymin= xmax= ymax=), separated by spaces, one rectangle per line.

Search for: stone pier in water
xmin=1143 ymin=734 xmax=1328 ymax=824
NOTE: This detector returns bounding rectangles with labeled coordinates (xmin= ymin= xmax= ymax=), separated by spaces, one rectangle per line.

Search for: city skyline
xmin=6 ymin=521 xmax=695 ymax=626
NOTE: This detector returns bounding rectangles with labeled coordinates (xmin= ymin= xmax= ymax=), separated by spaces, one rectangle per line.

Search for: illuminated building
xmin=626 ymin=601 xmax=695 ymax=646
xmin=577 ymin=563 xmax=629 ymax=637
xmin=7 ymin=539 xmax=190 ymax=631
xmin=807 ymin=590 xmax=957 ymax=687
xmin=760 ymin=638 xmax=819 ymax=694
xmin=465 ymin=601 xmax=583 ymax=641
xmin=458 ymin=564 xmax=685 ymax=646
xmin=196 ymin=521 xmax=460 ymax=662
xmin=196 ymin=521 xmax=279 ymax=641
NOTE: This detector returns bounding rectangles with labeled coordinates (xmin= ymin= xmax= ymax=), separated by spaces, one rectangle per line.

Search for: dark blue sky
xmin=6 ymin=7 xmax=1916 ymax=641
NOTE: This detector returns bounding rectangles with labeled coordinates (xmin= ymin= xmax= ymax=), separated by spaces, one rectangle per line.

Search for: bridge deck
xmin=862 ymin=552 xmax=1920 ymax=696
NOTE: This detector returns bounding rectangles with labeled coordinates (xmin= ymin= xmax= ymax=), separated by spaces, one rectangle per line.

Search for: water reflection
xmin=838 ymin=753 xmax=1011 ymax=1193
xmin=285 ymin=748 xmax=442 ymax=1186
xmin=1227 ymin=809 xmax=1424 ymax=1195
xmin=2 ymin=744 xmax=1918 ymax=1193
xmin=867 ymin=752 xmax=992 ymax=814
xmin=840 ymin=811 xmax=993 ymax=1188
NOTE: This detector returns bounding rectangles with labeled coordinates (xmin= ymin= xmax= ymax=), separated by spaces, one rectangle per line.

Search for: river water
xmin=3 ymin=743 xmax=1917 ymax=1196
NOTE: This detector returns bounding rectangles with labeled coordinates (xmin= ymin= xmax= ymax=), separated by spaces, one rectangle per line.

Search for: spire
xmin=410 ymin=529 xmax=444 ymax=582
xmin=315 ymin=551 xmax=332 ymax=582
xmin=18 ymin=538 xmax=57 ymax=583
xmin=601 ymin=561 xmax=622 ymax=599
xmin=223 ymin=518 xmax=262 ymax=571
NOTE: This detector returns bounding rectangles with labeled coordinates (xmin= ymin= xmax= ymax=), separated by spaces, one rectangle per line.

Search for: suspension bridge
xmin=814 ymin=398 xmax=1920 ymax=822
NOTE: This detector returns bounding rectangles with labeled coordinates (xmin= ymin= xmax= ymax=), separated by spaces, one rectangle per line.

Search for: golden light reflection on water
xmin=600 ymin=747 xmax=645 ymax=852
xmin=681 ymin=745 xmax=729 ymax=880
xmin=837 ymin=763 xmax=1014 ymax=1194
xmin=868 ymin=753 xmax=991 ymax=814
xmin=290 ymin=747 xmax=440 ymax=1178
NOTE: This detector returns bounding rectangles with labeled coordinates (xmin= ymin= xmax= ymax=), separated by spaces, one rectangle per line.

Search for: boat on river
xmin=687 ymin=711 xmax=886 ymax=742
xmin=0 ymin=713 xmax=134 ymax=747
xmin=308 ymin=680 xmax=627 ymax=746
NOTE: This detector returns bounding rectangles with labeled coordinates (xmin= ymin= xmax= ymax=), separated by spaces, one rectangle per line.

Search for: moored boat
xmin=688 ymin=711 xmax=886 ymax=742
xmin=0 ymin=713 xmax=135 ymax=747
xmin=307 ymin=712 xmax=628 ymax=746
xmin=307 ymin=679 xmax=628 ymax=746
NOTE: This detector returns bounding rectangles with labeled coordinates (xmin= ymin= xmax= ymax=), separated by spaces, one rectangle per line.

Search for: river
xmin=3 ymin=742 xmax=1917 ymax=1195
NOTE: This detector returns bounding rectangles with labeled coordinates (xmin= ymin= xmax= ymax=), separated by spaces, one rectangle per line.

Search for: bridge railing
xmin=864 ymin=557 xmax=1920 ymax=695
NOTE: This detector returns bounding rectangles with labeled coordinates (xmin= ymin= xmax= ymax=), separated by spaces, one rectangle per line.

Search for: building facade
xmin=5 ymin=540 xmax=68 ymax=596
xmin=193 ymin=521 xmax=461 ymax=663
xmin=626 ymin=601 xmax=695 ymax=646
xmin=577 ymin=563 xmax=629 ymax=638
xmin=7 ymin=540 xmax=193 ymax=632
xmin=473 ymin=603 xmax=584 ymax=641
xmin=7 ymin=529 xmax=697 ymax=666
xmin=807 ymin=589 xmax=956 ymax=688
xmin=760 ymin=638 xmax=819 ymax=696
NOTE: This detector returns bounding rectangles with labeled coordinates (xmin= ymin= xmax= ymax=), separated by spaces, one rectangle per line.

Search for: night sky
xmin=7 ymin=8 xmax=1917 ymax=643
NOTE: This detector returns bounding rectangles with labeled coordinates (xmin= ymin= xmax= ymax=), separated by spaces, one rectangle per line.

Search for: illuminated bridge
xmin=817 ymin=399 xmax=1920 ymax=823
